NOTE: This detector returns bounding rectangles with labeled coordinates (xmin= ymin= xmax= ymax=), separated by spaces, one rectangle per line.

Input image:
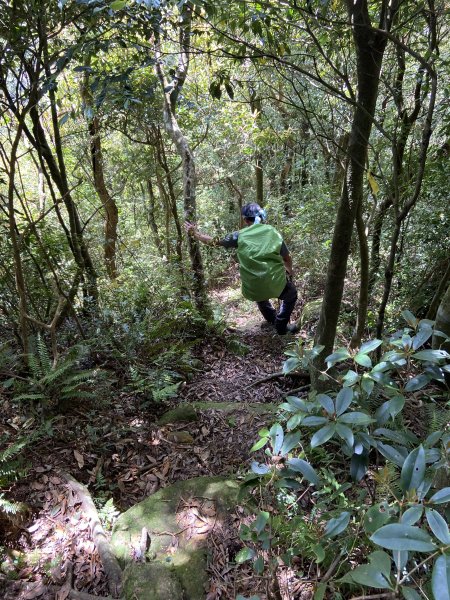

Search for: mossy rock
xmin=157 ymin=404 xmax=198 ymax=425
xmin=297 ymin=298 xmax=322 ymax=328
xmin=122 ymin=562 xmax=184 ymax=600
xmin=111 ymin=476 xmax=239 ymax=599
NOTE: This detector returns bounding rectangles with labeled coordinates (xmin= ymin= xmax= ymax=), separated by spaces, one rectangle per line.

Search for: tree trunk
xmin=432 ymin=282 xmax=450 ymax=354
xmin=145 ymin=179 xmax=164 ymax=257
xmin=249 ymin=89 xmax=263 ymax=205
xmin=80 ymin=71 xmax=119 ymax=280
xmin=155 ymin=3 xmax=208 ymax=315
xmin=313 ymin=0 xmax=393 ymax=379
xmin=427 ymin=261 xmax=450 ymax=321
xmin=350 ymin=200 xmax=370 ymax=348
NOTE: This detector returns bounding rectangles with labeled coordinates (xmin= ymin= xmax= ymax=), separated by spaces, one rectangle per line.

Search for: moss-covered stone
xmin=112 ymin=476 xmax=239 ymax=598
xmin=122 ymin=562 xmax=184 ymax=600
xmin=298 ymin=298 xmax=322 ymax=328
xmin=157 ymin=404 xmax=198 ymax=425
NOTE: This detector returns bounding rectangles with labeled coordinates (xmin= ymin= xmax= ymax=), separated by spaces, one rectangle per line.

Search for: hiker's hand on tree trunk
xmin=184 ymin=221 xmax=197 ymax=237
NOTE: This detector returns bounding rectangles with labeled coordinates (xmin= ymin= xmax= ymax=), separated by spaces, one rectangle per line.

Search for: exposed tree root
xmin=61 ymin=472 xmax=123 ymax=598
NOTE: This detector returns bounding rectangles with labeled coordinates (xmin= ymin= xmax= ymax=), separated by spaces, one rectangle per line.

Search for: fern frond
xmin=40 ymin=360 xmax=74 ymax=385
xmin=0 ymin=438 xmax=28 ymax=463
xmin=0 ymin=494 xmax=24 ymax=515
xmin=424 ymin=404 xmax=450 ymax=433
xmin=36 ymin=334 xmax=51 ymax=374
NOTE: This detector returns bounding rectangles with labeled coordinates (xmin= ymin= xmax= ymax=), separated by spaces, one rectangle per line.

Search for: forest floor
xmin=1 ymin=280 xmax=311 ymax=600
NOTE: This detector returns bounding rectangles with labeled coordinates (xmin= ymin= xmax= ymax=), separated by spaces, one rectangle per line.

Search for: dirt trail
xmin=1 ymin=286 xmax=307 ymax=600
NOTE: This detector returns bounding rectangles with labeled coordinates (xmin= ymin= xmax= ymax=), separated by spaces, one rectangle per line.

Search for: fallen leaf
xmin=73 ymin=450 xmax=84 ymax=469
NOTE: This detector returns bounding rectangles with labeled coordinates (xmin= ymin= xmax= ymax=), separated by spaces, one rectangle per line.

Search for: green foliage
xmin=13 ymin=336 xmax=98 ymax=412
xmin=0 ymin=434 xmax=30 ymax=517
xmin=238 ymin=312 xmax=450 ymax=598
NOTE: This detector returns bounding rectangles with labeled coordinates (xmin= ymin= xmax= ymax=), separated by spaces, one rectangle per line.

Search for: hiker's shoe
xmin=286 ymin=323 xmax=299 ymax=334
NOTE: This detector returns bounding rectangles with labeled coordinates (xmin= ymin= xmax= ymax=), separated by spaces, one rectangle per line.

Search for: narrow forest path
xmin=2 ymin=281 xmax=309 ymax=600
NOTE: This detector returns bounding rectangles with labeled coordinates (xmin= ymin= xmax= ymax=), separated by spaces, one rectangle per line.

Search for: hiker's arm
xmin=283 ymin=253 xmax=294 ymax=277
xmin=184 ymin=222 xmax=215 ymax=246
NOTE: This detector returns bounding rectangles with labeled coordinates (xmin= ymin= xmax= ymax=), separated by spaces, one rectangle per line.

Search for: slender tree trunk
xmin=426 ymin=261 xmax=450 ymax=321
xmin=144 ymin=179 xmax=164 ymax=257
xmin=8 ymin=124 xmax=29 ymax=356
xmin=313 ymin=0 xmax=393 ymax=378
xmin=351 ymin=201 xmax=370 ymax=348
xmin=80 ymin=71 xmax=119 ymax=280
xmin=155 ymin=3 xmax=208 ymax=315
xmin=249 ymin=88 xmax=263 ymax=205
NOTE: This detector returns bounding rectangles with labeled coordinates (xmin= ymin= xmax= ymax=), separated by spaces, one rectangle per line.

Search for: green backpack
xmin=236 ymin=223 xmax=286 ymax=302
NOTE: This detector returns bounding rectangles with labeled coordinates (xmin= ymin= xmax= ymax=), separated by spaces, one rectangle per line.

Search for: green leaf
xmin=405 ymin=373 xmax=430 ymax=392
xmin=354 ymin=352 xmax=372 ymax=368
xmin=338 ymin=412 xmax=373 ymax=426
xmin=389 ymin=395 xmax=405 ymax=417
xmin=350 ymin=451 xmax=369 ymax=481
xmin=336 ymin=423 xmax=354 ymax=448
xmin=342 ymin=370 xmax=359 ymax=386
xmin=250 ymin=437 xmax=268 ymax=452
xmin=287 ymin=414 xmax=303 ymax=430
xmin=254 ymin=511 xmax=269 ymax=534
xmin=285 ymin=396 xmax=309 ymax=411
xmin=377 ymin=442 xmax=407 ymax=467
xmin=429 ymin=487 xmax=450 ymax=505
xmin=364 ymin=502 xmax=392 ymax=534
xmin=401 ymin=446 xmax=426 ymax=492
xmin=235 ymin=547 xmax=256 ymax=563
xmin=413 ymin=349 xmax=449 ymax=362
xmin=431 ymin=554 xmax=450 ymax=600
xmin=412 ymin=327 xmax=433 ymax=350
xmin=311 ymin=424 xmax=336 ymax=448
xmin=313 ymin=582 xmax=327 ymax=600
xmin=311 ymin=543 xmax=325 ymax=563
xmin=402 ymin=310 xmax=419 ymax=328
xmin=401 ymin=586 xmax=421 ymax=600
xmin=425 ymin=508 xmax=450 ymax=544
xmin=111 ymin=0 xmax=127 ymax=10
xmin=336 ymin=387 xmax=353 ymax=416
xmin=302 ymin=416 xmax=328 ymax=427
xmin=280 ymin=431 xmax=302 ymax=456
xmin=254 ymin=556 xmax=264 ymax=574
xmin=361 ymin=375 xmax=375 ymax=396
xmin=251 ymin=461 xmax=270 ymax=475
xmin=269 ymin=423 xmax=284 ymax=455
xmin=283 ymin=357 xmax=301 ymax=374
xmin=401 ymin=505 xmax=423 ymax=526
xmin=359 ymin=339 xmax=383 ymax=354
xmin=317 ymin=394 xmax=334 ymax=415
xmin=325 ymin=348 xmax=350 ymax=366
xmin=287 ymin=458 xmax=320 ymax=485
xmin=350 ymin=551 xmax=393 ymax=590
xmin=370 ymin=524 xmax=436 ymax=552
xmin=324 ymin=511 xmax=350 ymax=538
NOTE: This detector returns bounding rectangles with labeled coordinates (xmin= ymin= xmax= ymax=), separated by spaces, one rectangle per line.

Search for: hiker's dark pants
xmin=256 ymin=279 xmax=298 ymax=334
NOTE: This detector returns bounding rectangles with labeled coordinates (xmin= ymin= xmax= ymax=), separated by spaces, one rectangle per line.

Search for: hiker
xmin=185 ymin=203 xmax=298 ymax=335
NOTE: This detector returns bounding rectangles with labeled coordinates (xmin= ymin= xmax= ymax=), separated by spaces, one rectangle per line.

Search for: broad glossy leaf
xmin=313 ymin=582 xmax=326 ymax=600
xmin=359 ymin=339 xmax=383 ymax=354
xmin=302 ymin=416 xmax=328 ymax=427
xmin=269 ymin=423 xmax=284 ymax=455
xmin=405 ymin=373 xmax=430 ymax=392
xmin=401 ymin=586 xmax=421 ymax=600
xmin=389 ymin=395 xmax=405 ymax=417
xmin=283 ymin=357 xmax=301 ymax=374
xmin=325 ymin=348 xmax=350 ymax=366
xmin=364 ymin=502 xmax=392 ymax=534
xmin=251 ymin=461 xmax=270 ymax=475
xmin=429 ymin=487 xmax=450 ymax=505
xmin=336 ymin=423 xmax=354 ymax=448
xmin=350 ymin=563 xmax=392 ymax=590
xmin=377 ymin=442 xmax=407 ymax=467
xmin=286 ymin=396 xmax=309 ymax=411
xmin=254 ymin=511 xmax=269 ymax=534
xmin=287 ymin=458 xmax=320 ymax=485
xmin=375 ymin=428 xmax=417 ymax=445
xmin=413 ymin=349 xmax=449 ymax=362
xmin=361 ymin=375 xmax=375 ymax=396
xmin=431 ymin=554 xmax=450 ymax=600
xmin=338 ymin=412 xmax=373 ymax=425
xmin=317 ymin=394 xmax=334 ymax=415
xmin=287 ymin=414 xmax=303 ymax=430
xmin=335 ymin=387 xmax=353 ymax=416
xmin=370 ymin=524 xmax=436 ymax=552
xmin=354 ymin=352 xmax=372 ymax=368
xmin=425 ymin=508 xmax=450 ymax=544
xmin=280 ymin=431 xmax=302 ymax=457
xmin=401 ymin=505 xmax=423 ymax=526
xmin=401 ymin=446 xmax=426 ymax=492
xmin=250 ymin=437 xmax=268 ymax=452
xmin=375 ymin=401 xmax=391 ymax=426
xmin=424 ymin=430 xmax=443 ymax=448
xmin=342 ymin=370 xmax=359 ymax=386
xmin=350 ymin=451 xmax=369 ymax=481
xmin=402 ymin=310 xmax=418 ymax=328
xmin=412 ymin=327 xmax=433 ymax=350
xmin=311 ymin=424 xmax=336 ymax=448
xmin=324 ymin=511 xmax=350 ymax=538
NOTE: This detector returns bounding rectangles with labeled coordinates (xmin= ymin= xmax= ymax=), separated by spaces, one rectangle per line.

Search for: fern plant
xmin=0 ymin=436 xmax=29 ymax=516
xmin=14 ymin=336 xmax=97 ymax=411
